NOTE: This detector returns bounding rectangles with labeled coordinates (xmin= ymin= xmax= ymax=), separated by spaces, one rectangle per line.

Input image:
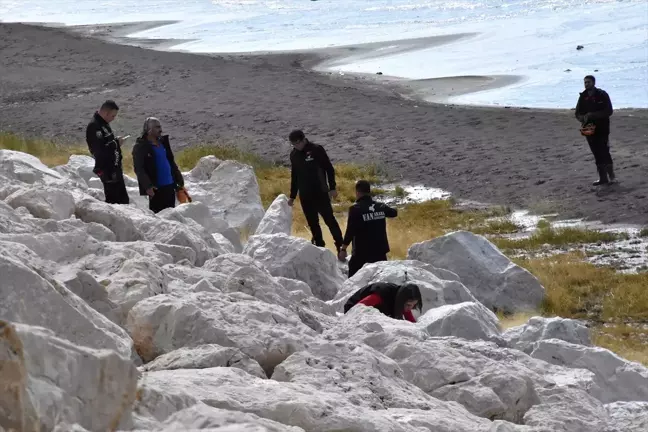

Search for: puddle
xmin=375 ymin=182 xmax=452 ymax=205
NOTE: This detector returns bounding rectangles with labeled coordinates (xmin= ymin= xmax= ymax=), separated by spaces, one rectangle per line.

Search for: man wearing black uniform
xmin=338 ymin=180 xmax=398 ymax=277
xmin=288 ymin=130 xmax=344 ymax=252
xmin=575 ymin=75 xmax=615 ymax=186
xmin=85 ymin=100 xmax=130 ymax=204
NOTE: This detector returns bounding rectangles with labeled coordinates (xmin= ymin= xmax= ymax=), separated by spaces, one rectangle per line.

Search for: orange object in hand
xmin=580 ymin=123 xmax=596 ymax=136
xmin=177 ymin=187 xmax=192 ymax=203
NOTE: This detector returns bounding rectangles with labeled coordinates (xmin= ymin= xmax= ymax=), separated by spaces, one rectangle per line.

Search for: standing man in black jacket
xmin=575 ymin=75 xmax=615 ymax=186
xmin=132 ymin=117 xmax=185 ymax=213
xmin=85 ymin=100 xmax=130 ymax=204
xmin=288 ymin=130 xmax=344 ymax=252
xmin=338 ymin=180 xmax=398 ymax=277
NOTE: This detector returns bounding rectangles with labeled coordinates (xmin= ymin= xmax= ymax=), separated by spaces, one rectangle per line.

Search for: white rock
xmin=0 ymin=321 xmax=138 ymax=432
xmin=62 ymin=270 xmax=121 ymax=324
xmin=417 ymin=301 xmax=504 ymax=345
xmin=162 ymin=263 xmax=229 ymax=290
xmin=27 ymin=216 xmax=116 ymax=242
xmin=276 ymin=276 xmax=314 ymax=296
xmin=136 ymin=367 xmax=491 ymax=432
xmin=75 ymin=198 xmax=143 ymax=242
xmin=504 ymin=316 xmax=591 ymax=354
xmin=530 ymin=338 xmax=648 ymax=403
xmin=0 ymin=200 xmax=37 ymax=233
xmin=0 ymin=149 xmax=64 ymax=184
xmin=126 ymin=292 xmax=316 ymax=374
xmin=254 ymin=194 xmax=292 ymax=236
xmin=605 ymin=401 xmax=648 ymax=431
xmin=0 ymin=229 xmax=100 ymax=263
xmin=199 ymin=160 xmax=265 ymax=234
xmin=408 ymin=231 xmax=545 ymax=313
xmin=55 ymin=154 xmax=96 ymax=184
xmin=186 ymin=155 xmax=222 ymax=181
xmin=5 ymin=186 xmax=76 ymax=220
xmin=140 ymin=344 xmax=267 ymax=378
xmin=244 ymin=233 xmax=345 ymax=301
xmin=0 ymin=254 xmax=137 ymax=361
xmin=330 ymin=260 xmax=477 ymax=316
xmin=204 ymin=252 xmax=268 ymax=275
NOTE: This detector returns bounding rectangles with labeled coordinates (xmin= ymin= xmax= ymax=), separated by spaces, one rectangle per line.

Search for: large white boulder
xmin=185 ymin=155 xmax=222 ymax=181
xmin=5 ymin=185 xmax=76 ymax=220
xmin=0 ymin=321 xmax=138 ymax=432
xmin=0 ymin=254 xmax=137 ymax=361
xmin=62 ymin=270 xmax=121 ymax=324
xmin=190 ymin=160 xmax=265 ymax=234
xmin=135 ymin=367 xmax=496 ymax=432
xmin=417 ymin=301 xmax=504 ymax=345
xmin=408 ymin=231 xmax=545 ymax=313
xmin=140 ymin=344 xmax=267 ymax=378
xmin=530 ymin=339 xmax=648 ymax=403
xmin=330 ymin=260 xmax=477 ymax=316
xmin=244 ymin=233 xmax=345 ymax=301
xmin=0 ymin=149 xmax=64 ymax=184
xmin=75 ymin=198 xmax=143 ymax=241
xmin=126 ymin=292 xmax=316 ymax=374
xmin=254 ymin=194 xmax=292 ymax=236
xmin=504 ymin=316 xmax=591 ymax=354
xmin=55 ymin=154 xmax=96 ymax=184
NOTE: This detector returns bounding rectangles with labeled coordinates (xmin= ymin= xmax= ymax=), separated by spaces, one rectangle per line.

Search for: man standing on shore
xmin=575 ymin=75 xmax=615 ymax=186
xmin=85 ymin=100 xmax=129 ymax=204
xmin=287 ymin=130 xmax=344 ymax=253
xmin=132 ymin=117 xmax=185 ymax=213
xmin=338 ymin=180 xmax=398 ymax=277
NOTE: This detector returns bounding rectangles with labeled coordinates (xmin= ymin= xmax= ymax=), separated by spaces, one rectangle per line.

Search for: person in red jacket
xmin=343 ymin=282 xmax=422 ymax=322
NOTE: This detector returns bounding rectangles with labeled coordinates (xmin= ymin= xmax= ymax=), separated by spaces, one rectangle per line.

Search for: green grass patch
xmin=494 ymin=225 xmax=623 ymax=251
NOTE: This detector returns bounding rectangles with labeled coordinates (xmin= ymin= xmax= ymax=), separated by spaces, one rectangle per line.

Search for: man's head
xmin=355 ymin=179 xmax=371 ymax=199
xmin=143 ymin=117 xmax=163 ymax=140
xmin=289 ymin=129 xmax=306 ymax=151
xmin=584 ymin=75 xmax=596 ymax=91
xmin=98 ymin=100 xmax=119 ymax=123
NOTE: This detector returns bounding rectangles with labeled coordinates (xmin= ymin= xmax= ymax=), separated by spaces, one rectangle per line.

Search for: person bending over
xmin=344 ymin=282 xmax=422 ymax=323
xmin=287 ymin=129 xmax=344 ymax=253
xmin=132 ymin=117 xmax=185 ymax=213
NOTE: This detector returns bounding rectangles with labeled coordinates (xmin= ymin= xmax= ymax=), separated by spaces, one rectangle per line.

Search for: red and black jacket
xmin=575 ymin=87 xmax=613 ymax=136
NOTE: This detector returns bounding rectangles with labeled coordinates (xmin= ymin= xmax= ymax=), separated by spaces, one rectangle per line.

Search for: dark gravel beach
xmin=1 ymin=22 xmax=647 ymax=224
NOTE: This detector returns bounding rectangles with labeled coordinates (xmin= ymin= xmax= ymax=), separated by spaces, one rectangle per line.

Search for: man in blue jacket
xmin=132 ymin=117 xmax=185 ymax=213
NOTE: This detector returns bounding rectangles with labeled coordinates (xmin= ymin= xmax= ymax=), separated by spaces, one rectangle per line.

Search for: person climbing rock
xmin=132 ymin=117 xmax=186 ymax=213
xmin=287 ymin=129 xmax=344 ymax=252
xmin=338 ymin=180 xmax=398 ymax=277
xmin=575 ymin=75 xmax=615 ymax=186
xmin=344 ymin=282 xmax=422 ymax=323
xmin=85 ymin=100 xmax=130 ymax=204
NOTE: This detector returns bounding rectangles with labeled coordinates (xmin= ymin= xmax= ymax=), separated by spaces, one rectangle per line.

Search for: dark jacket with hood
xmin=575 ymin=87 xmax=613 ymax=136
xmin=132 ymin=134 xmax=184 ymax=196
xmin=343 ymin=195 xmax=397 ymax=257
xmin=290 ymin=140 xmax=336 ymax=200
xmin=343 ymin=282 xmax=422 ymax=320
xmin=85 ymin=112 xmax=123 ymax=182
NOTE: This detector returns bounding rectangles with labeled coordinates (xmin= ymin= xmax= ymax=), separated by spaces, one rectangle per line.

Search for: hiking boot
xmin=592 ymin=165 xmax=609 ymax=186
xmin=606 ymin=164 xmax=616 ymax=183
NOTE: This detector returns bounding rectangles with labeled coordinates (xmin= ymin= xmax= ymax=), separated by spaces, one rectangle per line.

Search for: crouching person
xmin=132 ymin=117 xmax=185 ymax=213
xmin=344 ymin=282 xmax=422 ymax=322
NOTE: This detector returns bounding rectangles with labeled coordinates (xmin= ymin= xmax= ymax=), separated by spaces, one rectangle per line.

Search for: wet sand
xmin=0 ymin=22 xmax=646 ymax=224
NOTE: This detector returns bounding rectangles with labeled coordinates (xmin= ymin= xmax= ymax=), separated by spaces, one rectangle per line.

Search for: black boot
xmin=592 ymin=165 xmax=609 ymax=186
xmin=605 ymin=164 xmax=616 ymax=183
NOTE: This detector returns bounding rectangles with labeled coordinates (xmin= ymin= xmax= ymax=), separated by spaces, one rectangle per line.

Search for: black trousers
xmin=149 ymin=184 xmax=176 ymax=213
xmin=586 ymin=134 xmax=613 ymax=166
xmin=348 ymin=253 xmax=388 ymax=278
xmin=300 ymin=194 xmax=343 ymax=248
xmin=103 ymin=179 xmax=130 ymax=205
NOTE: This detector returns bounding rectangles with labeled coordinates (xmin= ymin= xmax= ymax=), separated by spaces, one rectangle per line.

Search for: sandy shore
xmin=1 ymin=22 xmax=647 ymax=224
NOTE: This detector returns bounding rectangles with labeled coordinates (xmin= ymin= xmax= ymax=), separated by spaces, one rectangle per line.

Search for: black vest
xmin=343 ymin=282 xmax=401 ymax=319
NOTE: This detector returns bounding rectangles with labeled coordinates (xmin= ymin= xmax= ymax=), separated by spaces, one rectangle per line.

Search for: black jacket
xmin=132 ymin=135 xmax=184 ymax=196
xmin=290 ymin=140 xmax=336 ymax=200
xmin=344 ymin=282 xmax=401 ymax=317
xmin=575 ymin=87 xmax=613 ymax=136
xmin=85 ymin=112 xmax=123 ymax=182
xmin=343 ymin=195 xmax=397 ymax=256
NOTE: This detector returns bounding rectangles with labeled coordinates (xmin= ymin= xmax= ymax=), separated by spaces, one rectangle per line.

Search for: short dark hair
xmin=355 ymin=180 xmax=371 ymax=194
xmin=584 ymin=75 xmax=596 ymax=84
xmin=100 ymin=100 xmax=119 ymax=111
xmin=288 ymin=129 xmax=305 ymax=143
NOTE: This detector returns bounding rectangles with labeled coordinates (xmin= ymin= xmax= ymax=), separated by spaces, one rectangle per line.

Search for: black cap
xmin=289 ymin=129 xmax=305 ymax=143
